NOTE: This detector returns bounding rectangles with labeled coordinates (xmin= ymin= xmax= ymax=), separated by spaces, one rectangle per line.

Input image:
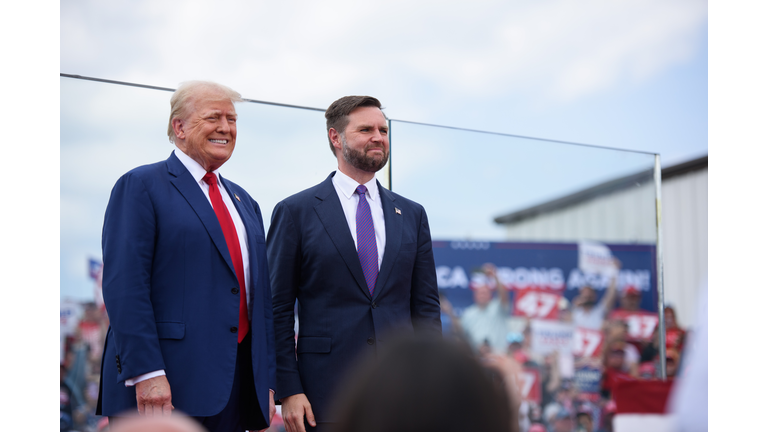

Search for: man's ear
xmin=329 ymin=128 xmax=343 ymax=152
xmin=172 ymin=118 xmax=186 ymax=140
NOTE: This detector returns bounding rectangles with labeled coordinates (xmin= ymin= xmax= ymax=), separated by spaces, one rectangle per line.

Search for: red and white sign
xmin=573 ymin=327 xmax=604 ymax=358
xmin=578 ymin=241 xmax=617 ymax=277
xmin=530 ymin=319 xmax=574 ymax=355
xmin=517 ymin=368 xmax=541 ymax=403
xmin=612 ymin=379 xmax=676 ymax=432
xmin=513 ymin=289 xmax=561 ymax=320
xmin=609 ymin=310 xmax=658 ymax=342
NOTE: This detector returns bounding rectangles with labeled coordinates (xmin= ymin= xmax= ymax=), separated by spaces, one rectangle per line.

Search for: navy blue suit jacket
xmin=267 ymin=172 xmax=441 ymax=423
xmin=96 ymin=152 xmax=276 ymax=420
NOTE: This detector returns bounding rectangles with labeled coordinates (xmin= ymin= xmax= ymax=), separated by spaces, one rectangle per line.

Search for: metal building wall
xmin=501 ymin=168 xmax=708 ymax=328
xmin=660 ymin=168 xmax=708 ymax=328
xmin=502 ymin=182 xmax=657 ymax=243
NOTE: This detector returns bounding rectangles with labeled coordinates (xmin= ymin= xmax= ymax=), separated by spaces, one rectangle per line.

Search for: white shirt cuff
xmin=125 ymin=370 xmax=166 ymax=387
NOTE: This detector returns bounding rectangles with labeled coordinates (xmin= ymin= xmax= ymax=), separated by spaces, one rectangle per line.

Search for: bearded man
xmin=267 ymin=96 xmax=442 ymax=432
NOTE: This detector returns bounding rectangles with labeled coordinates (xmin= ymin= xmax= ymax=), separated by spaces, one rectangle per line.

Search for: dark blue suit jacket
xmin=267 ymin=172 xmax=441 ymax=423
xmin=96 ymin=152 xmax=276 ymax=420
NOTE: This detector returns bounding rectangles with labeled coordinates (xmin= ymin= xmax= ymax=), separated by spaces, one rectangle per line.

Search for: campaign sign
xmin=608 ymin=310 xmax=659 ymax=342
xmin=574 ymin=365 xmax=603 ymax=397
xmin=513 ymin=288 xmax=561 ymax=320
xmin=433 ymin=241 xmax=657 ymax=319
xmin=573 ymin=327 xmax=604 ymax=358
xmin=578 ymin=241 xmax=617 ymax=277
xmin=530 ymin=319 xmax=574 ymax=356
xmin=518 ymin=367 xmax=542 ymax=403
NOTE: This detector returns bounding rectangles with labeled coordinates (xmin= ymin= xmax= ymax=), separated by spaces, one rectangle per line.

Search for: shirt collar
xmin=333 ymin=169 xmax=379 ymax=201
xmin=174 ymin=147 xmax=221 ymax=185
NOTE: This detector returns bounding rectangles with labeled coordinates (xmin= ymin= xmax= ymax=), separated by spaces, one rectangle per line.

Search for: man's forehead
xmin=192 ymin=97 xmax=236 ymax=114
xmin=189 ymin=89 xmax=236 ymax=110
xmin=347 ymin=106 xmax=386 ymax=123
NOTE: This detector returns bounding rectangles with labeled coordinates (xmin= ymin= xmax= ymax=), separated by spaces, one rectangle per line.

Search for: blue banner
xmin=433 ymin=240 xmax=658 ymax=317
xmin=573 ymin=365 xmax=603 ymax=394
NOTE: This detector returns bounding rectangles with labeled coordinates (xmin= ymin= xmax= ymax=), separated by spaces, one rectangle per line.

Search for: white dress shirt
xmin=331 ymin=170 xmax=386 ymax=268
xmin=125 ymin=148 xmax=251 ymax=387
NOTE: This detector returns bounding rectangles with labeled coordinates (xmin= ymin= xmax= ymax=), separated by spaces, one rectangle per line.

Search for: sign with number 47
xmin=573 ymin=327 xmax=603 ymax=358
xmin=514 ymin=289 xmax=560 ymax=320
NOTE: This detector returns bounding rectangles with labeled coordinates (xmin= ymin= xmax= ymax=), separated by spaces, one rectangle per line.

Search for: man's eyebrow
xmin=202 ymin=109 xmax=238 ymax=119
xmin=358 ymin=123 xmax=387 ymax=130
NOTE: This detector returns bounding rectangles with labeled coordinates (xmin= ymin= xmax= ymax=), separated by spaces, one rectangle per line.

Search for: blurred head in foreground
xmin=331 ymin=335 xmax=513 ymax=432
xmin=109 ymin=414 xmax=207 ymax=432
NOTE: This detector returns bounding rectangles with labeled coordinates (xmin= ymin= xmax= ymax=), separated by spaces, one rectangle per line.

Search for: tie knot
xmin=203 ymin=172 xmax=217 ymax=186
xmin=355 ymin=185 xmax=368 ymax=196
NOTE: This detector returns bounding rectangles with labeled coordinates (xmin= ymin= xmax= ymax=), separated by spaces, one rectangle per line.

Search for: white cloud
xmin=61 ymin=0 xmax=706 ymax=108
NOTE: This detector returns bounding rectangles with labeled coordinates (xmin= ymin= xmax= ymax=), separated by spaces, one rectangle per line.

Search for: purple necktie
xmin=355 ymin=185 xmax=378 ymax=296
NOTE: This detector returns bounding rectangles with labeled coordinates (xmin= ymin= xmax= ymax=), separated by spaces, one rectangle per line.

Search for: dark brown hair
xmin=325 ymin=96 xmax=383 ymax=155
xmin=330 ymin=335 xmax=513 ymax=432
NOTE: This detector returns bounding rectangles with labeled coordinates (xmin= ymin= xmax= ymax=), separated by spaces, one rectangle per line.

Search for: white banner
xmin=530 ymin=319 xmax=574 ymax=355
xmin=578 ymin=241 xmax=617 ymax=277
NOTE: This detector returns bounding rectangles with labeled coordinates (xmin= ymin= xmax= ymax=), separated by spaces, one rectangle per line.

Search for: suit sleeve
xmin=266 ymin=201 xmax=305 ymax=401
xmin=101 ymin=172 xmax=165 ymax=383
xmin=410 ymin=206 xmax=443 ymax=336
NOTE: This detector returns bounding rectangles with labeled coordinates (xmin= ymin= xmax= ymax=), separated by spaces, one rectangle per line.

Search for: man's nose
xmin=371 ymin=129 xmax=385 ymax=143
xmin=217 ymin=118 xmax=231 ymax=133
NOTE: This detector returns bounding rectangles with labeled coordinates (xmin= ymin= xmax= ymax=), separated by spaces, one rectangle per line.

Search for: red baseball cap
xmin=624 ymin=285 xmax=641 ymax=296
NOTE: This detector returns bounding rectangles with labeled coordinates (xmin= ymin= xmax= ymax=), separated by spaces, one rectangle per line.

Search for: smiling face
xmin=330 ymin=106 xmax=389 ymax=182
xmin=172 ymin=88 xmax=237 ymax=172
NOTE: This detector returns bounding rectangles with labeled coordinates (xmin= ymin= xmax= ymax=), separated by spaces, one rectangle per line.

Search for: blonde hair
xmin=167 ymin=81 xmax=243 ymax=143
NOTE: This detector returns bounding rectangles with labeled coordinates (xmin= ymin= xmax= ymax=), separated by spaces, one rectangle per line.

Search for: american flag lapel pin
xmin=235 ymin=194 xmax=241 ymax=202
xmin=395 ymin=207 xmax=401 ymax=215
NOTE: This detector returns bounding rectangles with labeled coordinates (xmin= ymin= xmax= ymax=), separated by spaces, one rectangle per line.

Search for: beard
xmin=341 ymin=135 xmax=389 ymax=173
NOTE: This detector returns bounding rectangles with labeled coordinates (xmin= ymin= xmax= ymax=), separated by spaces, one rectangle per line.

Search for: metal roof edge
xmin=494 ymin=154 xmax=707 ymax=225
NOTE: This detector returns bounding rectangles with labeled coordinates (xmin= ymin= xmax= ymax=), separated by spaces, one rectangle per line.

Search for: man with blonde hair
xmin=97 ymin=81 xmax=275 ymax=432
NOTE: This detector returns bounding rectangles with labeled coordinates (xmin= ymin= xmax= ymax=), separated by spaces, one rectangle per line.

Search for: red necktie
xmin=203 ymin=172 xmax=249 ymax=343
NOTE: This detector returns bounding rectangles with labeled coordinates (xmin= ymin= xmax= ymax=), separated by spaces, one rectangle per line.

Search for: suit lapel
xmin=166 ymin=152 xmax=237 ymax=278
xmin=314 ymin=173 xmax=371 ymax=298
xmin=373 ymin=183 xmax=402 ymax=300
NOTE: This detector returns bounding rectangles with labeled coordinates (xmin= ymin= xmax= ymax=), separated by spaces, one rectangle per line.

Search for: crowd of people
xmin=61 ymin=302 xmax=110 ymax=432
xmin=62 ymin=261 xmax=687 ymax=432
xmin=438 ymin=262 xmax=689 ymax=432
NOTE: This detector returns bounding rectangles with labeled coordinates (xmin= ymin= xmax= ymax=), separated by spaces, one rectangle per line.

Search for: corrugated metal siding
xmin=661 ymin=168 xmax=708 ymax=328
xmin=503 ymin=182 xmax=657 ymax=243
xmin=501 ymin=169 xmax=707 ymax=328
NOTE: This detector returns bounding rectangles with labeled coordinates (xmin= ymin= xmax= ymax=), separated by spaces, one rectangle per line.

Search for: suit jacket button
xmin=230 ymin=326 xmax=238 ymax=333
xmin=371 ymin=302 xmax=377 ymax=309
xmin=231 ymin=287 xmax=239 ymax=295
xmin=367 ymin=337 xmax=374 ymax=345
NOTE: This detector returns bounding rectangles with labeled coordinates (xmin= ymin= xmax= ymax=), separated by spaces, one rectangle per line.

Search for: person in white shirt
xmin=571 ymin=260 xmax=620 ymax=330
xmin=460 ymin=263 xmax=511 ymax=355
